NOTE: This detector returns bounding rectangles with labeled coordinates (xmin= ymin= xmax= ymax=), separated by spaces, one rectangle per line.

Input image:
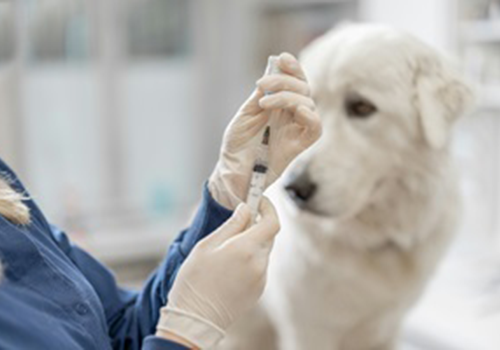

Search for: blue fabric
xmin=0 ymin=158 xmax=233 ymax=350
xmin=143 ymin=336 xmax=189 ymax=350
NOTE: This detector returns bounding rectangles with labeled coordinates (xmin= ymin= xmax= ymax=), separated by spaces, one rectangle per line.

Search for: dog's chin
xmin=282 ymin=191 xmax=340 ymax=230
xmin=282 ymin=188 xmax=367 ymax=230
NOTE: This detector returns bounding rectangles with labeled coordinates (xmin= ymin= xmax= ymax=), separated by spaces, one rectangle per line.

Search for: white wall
xmin=360 ymin=0 xmax=455 ymax=51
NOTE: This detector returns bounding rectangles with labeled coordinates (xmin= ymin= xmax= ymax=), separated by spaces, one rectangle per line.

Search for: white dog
xmin=216 ymin=23 xmax=474 ymax=350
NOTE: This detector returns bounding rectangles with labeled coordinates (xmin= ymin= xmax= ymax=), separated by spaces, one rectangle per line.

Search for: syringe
xmin=246 ymin=56 xmax=281 ymax=221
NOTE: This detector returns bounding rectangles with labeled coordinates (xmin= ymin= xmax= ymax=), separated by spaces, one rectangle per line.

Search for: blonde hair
xmin=0 ymin=178 xmax=30 ymax=225
xmin=0 ymin=178 xmax=29 ymax=282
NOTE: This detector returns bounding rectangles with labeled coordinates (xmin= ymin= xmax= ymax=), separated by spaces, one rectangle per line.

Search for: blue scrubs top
xmin=0 ymin=158 xmax=233 ymax=349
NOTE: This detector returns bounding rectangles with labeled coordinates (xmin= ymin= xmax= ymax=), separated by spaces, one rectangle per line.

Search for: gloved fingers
xmin=235 ymin=53 xmax=307 ymax=116
xmin=294 ymin=105 xmax=323 ymax=141
xmin=204 ymin=203 xmax=252 ymax=247
xmin=241 ymin=197 xmax=280 ymax=244
xmin=259 ymin=91 xmax=315 ymax=112
xmin=256 ymin=236 xmax=276 ymax=260
xmin=224 ymin=108 xmax=270 ymax=150
xmin=238 ymin=88 xmax=265 ymax=116
xmin=256 ymin=75 xmax=310 ymax=97
xmin=277 ymin=52 xmax=307 ymax=82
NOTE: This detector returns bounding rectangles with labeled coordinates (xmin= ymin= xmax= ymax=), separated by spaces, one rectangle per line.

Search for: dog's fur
xmin=215 ymin=24 xmax=474 ymax=350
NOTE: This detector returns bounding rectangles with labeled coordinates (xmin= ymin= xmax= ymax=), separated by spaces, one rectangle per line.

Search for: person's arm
xmin=50 ymin=183 xmax=232 ymax=350
xmin=50 ymin=52 xmax=320 ymax=350
xmin=142 ymin=331 xmax=196 ymax=350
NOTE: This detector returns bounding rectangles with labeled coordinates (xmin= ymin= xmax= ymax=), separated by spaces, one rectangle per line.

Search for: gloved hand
xmin=156 ymin=198 xmax=280 ymax=349
xmin=209 ymin=52 xmax=322 ymax=210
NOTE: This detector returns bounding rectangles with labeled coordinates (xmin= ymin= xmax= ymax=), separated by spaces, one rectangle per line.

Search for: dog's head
xmin=284 ymin=23 xmax=474 ymax=225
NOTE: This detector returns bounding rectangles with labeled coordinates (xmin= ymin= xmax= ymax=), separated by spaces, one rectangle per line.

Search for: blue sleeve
xmin=142 ymin=336 xmax=190 ymax=350
xmin=51 ymin=183 xmax=233 ymax=350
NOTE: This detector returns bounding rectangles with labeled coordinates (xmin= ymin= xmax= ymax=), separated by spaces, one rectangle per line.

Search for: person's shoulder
xmin=0 ymin=157 xmax=24 ymax=190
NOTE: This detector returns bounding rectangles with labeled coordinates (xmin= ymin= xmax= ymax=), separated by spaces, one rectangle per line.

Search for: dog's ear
xmin=416 ymin=56 xmax=475 ymax=149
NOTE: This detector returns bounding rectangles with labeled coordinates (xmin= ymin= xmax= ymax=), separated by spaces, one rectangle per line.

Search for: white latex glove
xmin=156 ymin=198 xmax=280 ymax=349
xmin=209 ymin=52 xmax=322 ymax=210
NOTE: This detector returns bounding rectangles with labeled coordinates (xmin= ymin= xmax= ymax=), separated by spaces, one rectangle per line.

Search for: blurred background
xmin=0 ymin=0 xmax=499 ymax=349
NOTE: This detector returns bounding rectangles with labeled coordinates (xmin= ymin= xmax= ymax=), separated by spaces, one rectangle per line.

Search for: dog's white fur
xmin=215 ymin=24 xmax=474 ymax=350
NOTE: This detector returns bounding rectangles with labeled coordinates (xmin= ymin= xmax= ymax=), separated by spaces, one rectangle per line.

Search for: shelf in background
xmin=265 ymin=0 xmax=354 ymax=7
xmin=461 ymin=20 xmax=500 ymax=43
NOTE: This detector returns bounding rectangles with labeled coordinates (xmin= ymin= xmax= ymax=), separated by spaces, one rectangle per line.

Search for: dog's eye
xmin=345 ymin=99 xmax=377 ymax=118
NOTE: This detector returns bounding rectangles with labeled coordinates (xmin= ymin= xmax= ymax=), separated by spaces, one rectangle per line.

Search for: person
xmin=0 ymin=52 xmax=321 ymax=349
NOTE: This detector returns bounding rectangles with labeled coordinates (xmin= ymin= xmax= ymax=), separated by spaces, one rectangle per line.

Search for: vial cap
xmin=265 ymin=55 xmax=281 ymax=76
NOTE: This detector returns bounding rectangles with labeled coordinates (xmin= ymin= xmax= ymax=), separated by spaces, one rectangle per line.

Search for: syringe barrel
xmin=247 ymin=170 xmax=267 ymax=221
xmin=246 ymin=55 xmax=281 ymax=222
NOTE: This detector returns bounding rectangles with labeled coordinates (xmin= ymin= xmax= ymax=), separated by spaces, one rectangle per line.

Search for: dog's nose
xmin=284 ymin=171 xmax=317 ymax=206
